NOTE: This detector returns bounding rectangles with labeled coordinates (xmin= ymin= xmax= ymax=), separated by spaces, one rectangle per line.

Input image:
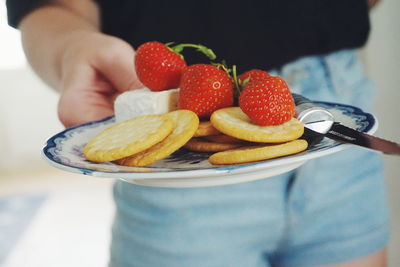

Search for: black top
xmin=7 ymin=0 xmax=371 ymax=72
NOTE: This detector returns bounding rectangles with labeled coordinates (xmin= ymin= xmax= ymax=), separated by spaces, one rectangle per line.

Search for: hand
xmin=57 ymin=31 xmax=143 ymax=127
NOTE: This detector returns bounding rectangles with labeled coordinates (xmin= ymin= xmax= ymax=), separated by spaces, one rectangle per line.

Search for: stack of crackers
xmin=83 ymin=107 xmax=308 ymax=167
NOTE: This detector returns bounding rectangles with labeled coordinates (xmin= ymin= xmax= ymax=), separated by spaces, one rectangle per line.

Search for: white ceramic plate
xmin=42 ymin=102 xmax=377 ymax=188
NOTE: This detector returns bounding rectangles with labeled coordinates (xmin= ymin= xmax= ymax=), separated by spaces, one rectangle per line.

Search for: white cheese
xmin=114 ymin=88 xmax=180 ymax=123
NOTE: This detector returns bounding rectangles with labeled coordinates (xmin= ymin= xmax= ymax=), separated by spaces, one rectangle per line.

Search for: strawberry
xmin=135 ymin=42 xmax=216 ymax=92
xmin=239 ymin=76 xmax=295 ymax=126
xmin=239 ymin=69 xmax=270 ymax=87
xmin=135 ymin=41 xmax=187 ymax=91
xmin=179 ymin=64 xmax=234 ymax=118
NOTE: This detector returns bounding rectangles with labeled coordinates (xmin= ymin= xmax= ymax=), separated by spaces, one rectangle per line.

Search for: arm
xmin=16 ymin=0 xmax=142 ymax=127
xmin=19 ymin=1 xmax=100 ymax=89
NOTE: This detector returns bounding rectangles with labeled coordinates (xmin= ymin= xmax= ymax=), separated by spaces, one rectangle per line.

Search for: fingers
xmin=58 ymin=34 xmax=143 ymax=128
xmin=58 ymin=62 xmax=115 ymax=128
xmin=58 ymin=89 xmax=114 ymax=128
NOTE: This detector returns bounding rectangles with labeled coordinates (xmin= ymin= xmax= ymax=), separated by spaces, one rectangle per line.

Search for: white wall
xmin=0 ymin=3 xmax=64 ymax=171
xmin=0 ymin=69 xmax=63 ymax=170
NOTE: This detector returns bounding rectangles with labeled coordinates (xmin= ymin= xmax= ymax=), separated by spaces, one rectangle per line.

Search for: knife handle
xmin=293 ymin=93 xmax=313 ymax=106
xmin=292 ymin=93 xmax=335 ymax=134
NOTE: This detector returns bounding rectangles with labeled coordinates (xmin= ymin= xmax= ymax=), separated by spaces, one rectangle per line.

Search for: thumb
xmin=91 ymin=39 xmax=143 ymax=92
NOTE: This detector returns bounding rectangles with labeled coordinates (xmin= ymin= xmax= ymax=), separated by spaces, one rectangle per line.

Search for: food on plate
xmin=203 ymin=134 xmax=244 ymax=144
xmin=179 ymin=64 xmax=234 ymax=118
xmin=193 ymin=121 xmax=221 ymax=137
xmin=83 ymin=114 xmax=174 ymax=162
xmin=83 ymin=41 xmax=309 ymax=167
xmin=208 ymin=140 xmax=308 ymax=165
xmin=238 ymin=69 xmax=270 ymax=87
xmin=116 ymin=110 xmax=199 ymax=167
xmin=135 ymin=41 xmax=187 ymax=91
xmin=239 ymin=76 xmax=295 ymax=126
xmin=184 ymin=138 xmax=244 ymax=152
xmin=114 ymin=88 xmax=179 ymax=123
xmin=135 ymin=42 xmax=216 ymax=91
xmin=210 ymin=107 xmax=304 ymax=143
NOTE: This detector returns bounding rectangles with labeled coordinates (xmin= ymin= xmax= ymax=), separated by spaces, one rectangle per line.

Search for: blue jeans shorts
xmin=109 ymin=50 xmax=389 ymax=267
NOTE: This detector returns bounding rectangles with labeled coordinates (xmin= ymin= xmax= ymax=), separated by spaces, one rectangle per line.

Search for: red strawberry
xmin=239 ymin=76 xmax=295 ymax=126
xmin=239 ymin=69 xmax=270 ymax=87
xmin=135 ymin=41 xmax=187 ymax=91
xmin=179 ymin=64 xmax=234 ymax=118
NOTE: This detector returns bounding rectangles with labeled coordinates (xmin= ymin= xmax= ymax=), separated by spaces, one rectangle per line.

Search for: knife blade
xmin=292 ymin=93 xmax=400 ymax=155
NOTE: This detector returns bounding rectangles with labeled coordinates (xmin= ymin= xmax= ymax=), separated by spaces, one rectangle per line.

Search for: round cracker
xmin=83 ymin=114 xmax=173 ymax=162
xmin=209 ymin=139 xmax=308 ymax=165
xmin=184 ymin=138 xmax=243 ymax=152
xmin=210 ymin=107 xmax=304 ymax=143
xmin=204 ymin=134 xmax=244 ymax=144
xmin=117 ymin=110 xmax=199 ymax=167
xmin=193 ymin=121 xmax=221 ymax=137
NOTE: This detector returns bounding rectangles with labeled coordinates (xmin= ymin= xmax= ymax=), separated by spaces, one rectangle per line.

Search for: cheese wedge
xmin=114 ymin=88 xmax=179 ymax=122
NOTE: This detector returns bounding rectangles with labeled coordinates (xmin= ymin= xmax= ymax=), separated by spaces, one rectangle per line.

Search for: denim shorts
xmin=109 ymin=50 xmax=389 ymax=267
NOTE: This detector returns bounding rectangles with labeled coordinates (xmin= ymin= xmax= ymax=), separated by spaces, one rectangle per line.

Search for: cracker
xmin=116 ymin=110 xmax=199 ymax=167
xmin=209 ymin=139 xmax=308 ymax=165
xmin=83 ymin=114 xmax=173 ymax=162
xmin=193 ymin=121 xmax=221 ymax=137
xmin=184 ymin=138 xmax=243 ymax=152
xmin=204 ymin=134 xmax=245 ymax=144
xmin=210 ymin=107 xmax=304 ymax=143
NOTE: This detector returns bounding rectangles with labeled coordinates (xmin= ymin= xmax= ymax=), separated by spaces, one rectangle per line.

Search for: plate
xmin=42 ymin=102 xmax=377 ymax=188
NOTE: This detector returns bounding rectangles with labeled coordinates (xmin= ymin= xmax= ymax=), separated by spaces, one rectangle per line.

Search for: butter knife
xmin=293 ymin=93 xmax=400 ymax=155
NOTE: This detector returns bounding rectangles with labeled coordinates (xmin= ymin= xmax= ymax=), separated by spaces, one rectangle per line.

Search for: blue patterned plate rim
xmin=42 ymin=101 xmax=377 ymax=179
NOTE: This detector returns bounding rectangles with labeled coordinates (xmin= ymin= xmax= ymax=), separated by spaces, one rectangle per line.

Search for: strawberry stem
xmin=232 ymin=65 xmax=242 ymax=98
xmin=169 ymin=43 xmax=217 ymax=60
xmin=212 ymin=61 xmax=231 ymax=74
